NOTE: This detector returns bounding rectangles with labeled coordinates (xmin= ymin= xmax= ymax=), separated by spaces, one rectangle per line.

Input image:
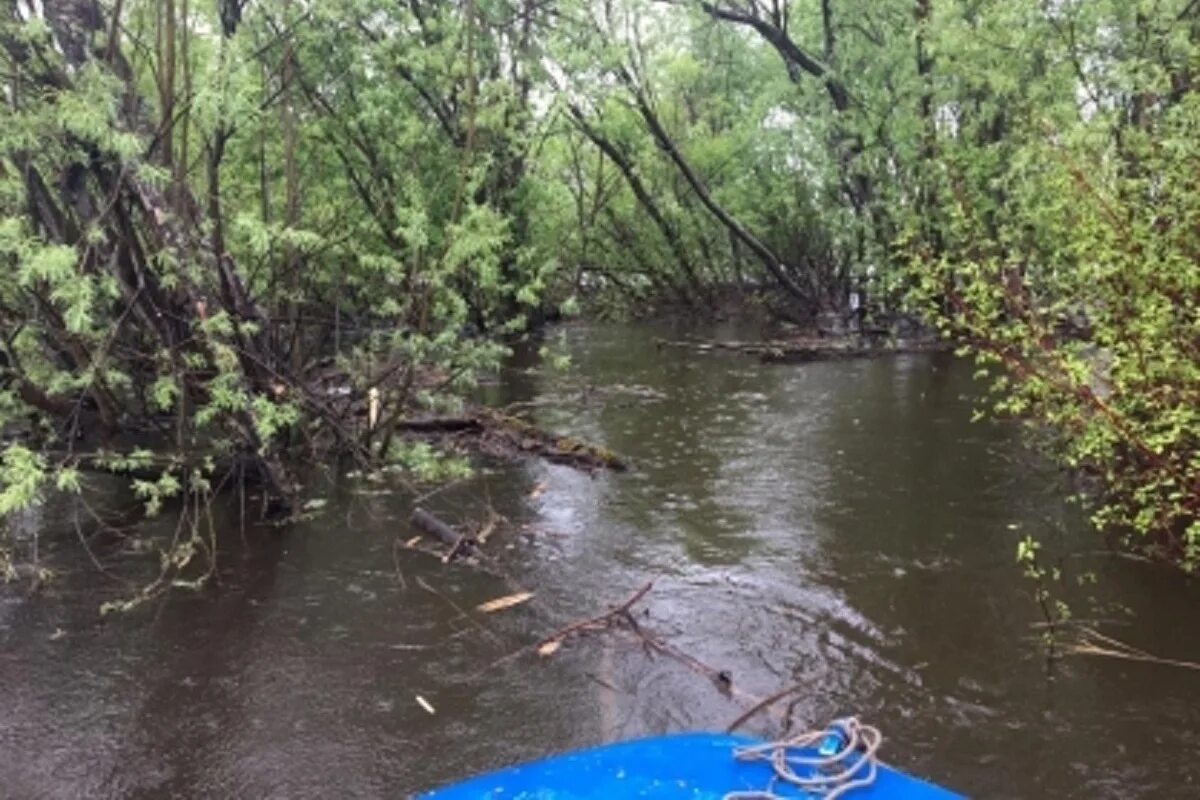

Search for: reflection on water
xmin=3 ymin=321 xmax=1200 ymax=799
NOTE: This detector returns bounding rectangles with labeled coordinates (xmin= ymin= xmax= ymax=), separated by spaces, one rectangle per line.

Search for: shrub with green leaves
xmin=909 ymin=1 xmax=1200 ymax=567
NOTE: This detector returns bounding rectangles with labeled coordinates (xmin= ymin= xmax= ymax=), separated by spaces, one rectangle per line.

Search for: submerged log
xmin=399 ymin=408 xmax=630 ymax=472
xmin=476 ymin=408 xmax=631 ymax=472
xmin=397 ymin=417 xmax=484 ymax=433
xmin=655 ymin=336 xmax=950 ymax=364
xmin=411 ymin=507 xmax=477 ymax=561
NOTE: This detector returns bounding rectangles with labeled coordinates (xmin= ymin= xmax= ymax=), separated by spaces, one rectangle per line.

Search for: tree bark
xmin=568 ymin=104 xmax=705 ymax=307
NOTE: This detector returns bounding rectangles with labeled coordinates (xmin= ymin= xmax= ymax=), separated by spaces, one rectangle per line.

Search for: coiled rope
xmin=723 ymin=717 xmax=883 ymax=799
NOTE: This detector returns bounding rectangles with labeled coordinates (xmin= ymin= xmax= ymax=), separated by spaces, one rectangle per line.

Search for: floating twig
xmin=1067 ymin=627 xmax=1200 ymax=673
xmin=415 ymin=576 xmax=502 ymax=645
xmin=476 ymin=591 xmax=535 ymax=613
xmin=725 ymin=681 xmax=812 ymax=733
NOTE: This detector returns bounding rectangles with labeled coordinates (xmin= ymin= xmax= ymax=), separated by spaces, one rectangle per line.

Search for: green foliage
xmin=132 ymin=472 xmax=183 ymax=517
xmin=387 ymin=442 xmax=473 ymax=483
xmin=0 ymin=445 xmax=47 ymax=519
xmin=908 ymin=1 xmax=1200 ymax=569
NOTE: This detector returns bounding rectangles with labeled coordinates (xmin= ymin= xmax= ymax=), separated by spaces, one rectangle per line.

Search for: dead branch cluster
xmin=395 ymin=516 xmax=816 ymax=735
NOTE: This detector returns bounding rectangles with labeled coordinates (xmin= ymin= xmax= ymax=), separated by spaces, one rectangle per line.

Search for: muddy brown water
xmin=3 ymin=321 xmax=1200 ymax=799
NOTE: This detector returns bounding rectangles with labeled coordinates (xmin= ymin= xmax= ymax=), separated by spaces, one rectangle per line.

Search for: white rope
xmin=723 ymin=717 xmax=883 ymax=800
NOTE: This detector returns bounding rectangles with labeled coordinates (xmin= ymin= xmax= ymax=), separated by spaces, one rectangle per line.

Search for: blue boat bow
xmin=419 ymin=731 xmax=964 ymax=799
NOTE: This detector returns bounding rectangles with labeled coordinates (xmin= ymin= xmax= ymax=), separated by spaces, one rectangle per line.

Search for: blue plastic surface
xmin=419 ymin=732 xmax=964 ymax=799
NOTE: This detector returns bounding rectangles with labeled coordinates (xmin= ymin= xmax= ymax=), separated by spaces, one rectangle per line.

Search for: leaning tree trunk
xmin=617 ymin=67 xmax=818 ymax=315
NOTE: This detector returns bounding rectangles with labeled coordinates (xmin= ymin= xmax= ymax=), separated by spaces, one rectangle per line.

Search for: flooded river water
xmin=3 ymin=321 xmax=1200 ymax=798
